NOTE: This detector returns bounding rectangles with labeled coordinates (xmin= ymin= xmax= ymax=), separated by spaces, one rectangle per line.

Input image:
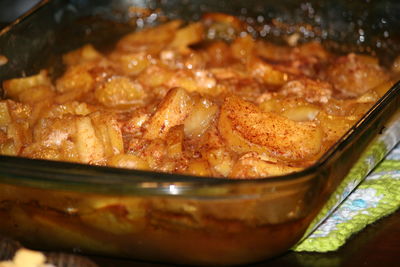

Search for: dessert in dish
xmin=0 ymin=13 xmax=397 ymax=179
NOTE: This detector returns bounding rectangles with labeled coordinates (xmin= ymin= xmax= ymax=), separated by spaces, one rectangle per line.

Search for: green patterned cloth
xmin=294 ymin=114 xmax=400 ymax=252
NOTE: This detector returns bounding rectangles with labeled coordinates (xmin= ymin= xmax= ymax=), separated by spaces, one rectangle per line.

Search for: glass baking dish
xmin=0 ymin=0 xmax=399 ymax=265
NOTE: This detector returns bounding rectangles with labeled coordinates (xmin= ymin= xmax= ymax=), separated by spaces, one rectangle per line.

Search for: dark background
xmin=0 ymin=0 xmax=41 ymax=24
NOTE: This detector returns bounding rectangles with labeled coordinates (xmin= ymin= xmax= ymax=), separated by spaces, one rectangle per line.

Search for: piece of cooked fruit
xmin=218 ymin=95 xmax=323 ymax=161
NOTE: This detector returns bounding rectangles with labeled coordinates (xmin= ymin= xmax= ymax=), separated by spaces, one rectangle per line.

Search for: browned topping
xmin=0 ymin=14 xmax=396 ymax=178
